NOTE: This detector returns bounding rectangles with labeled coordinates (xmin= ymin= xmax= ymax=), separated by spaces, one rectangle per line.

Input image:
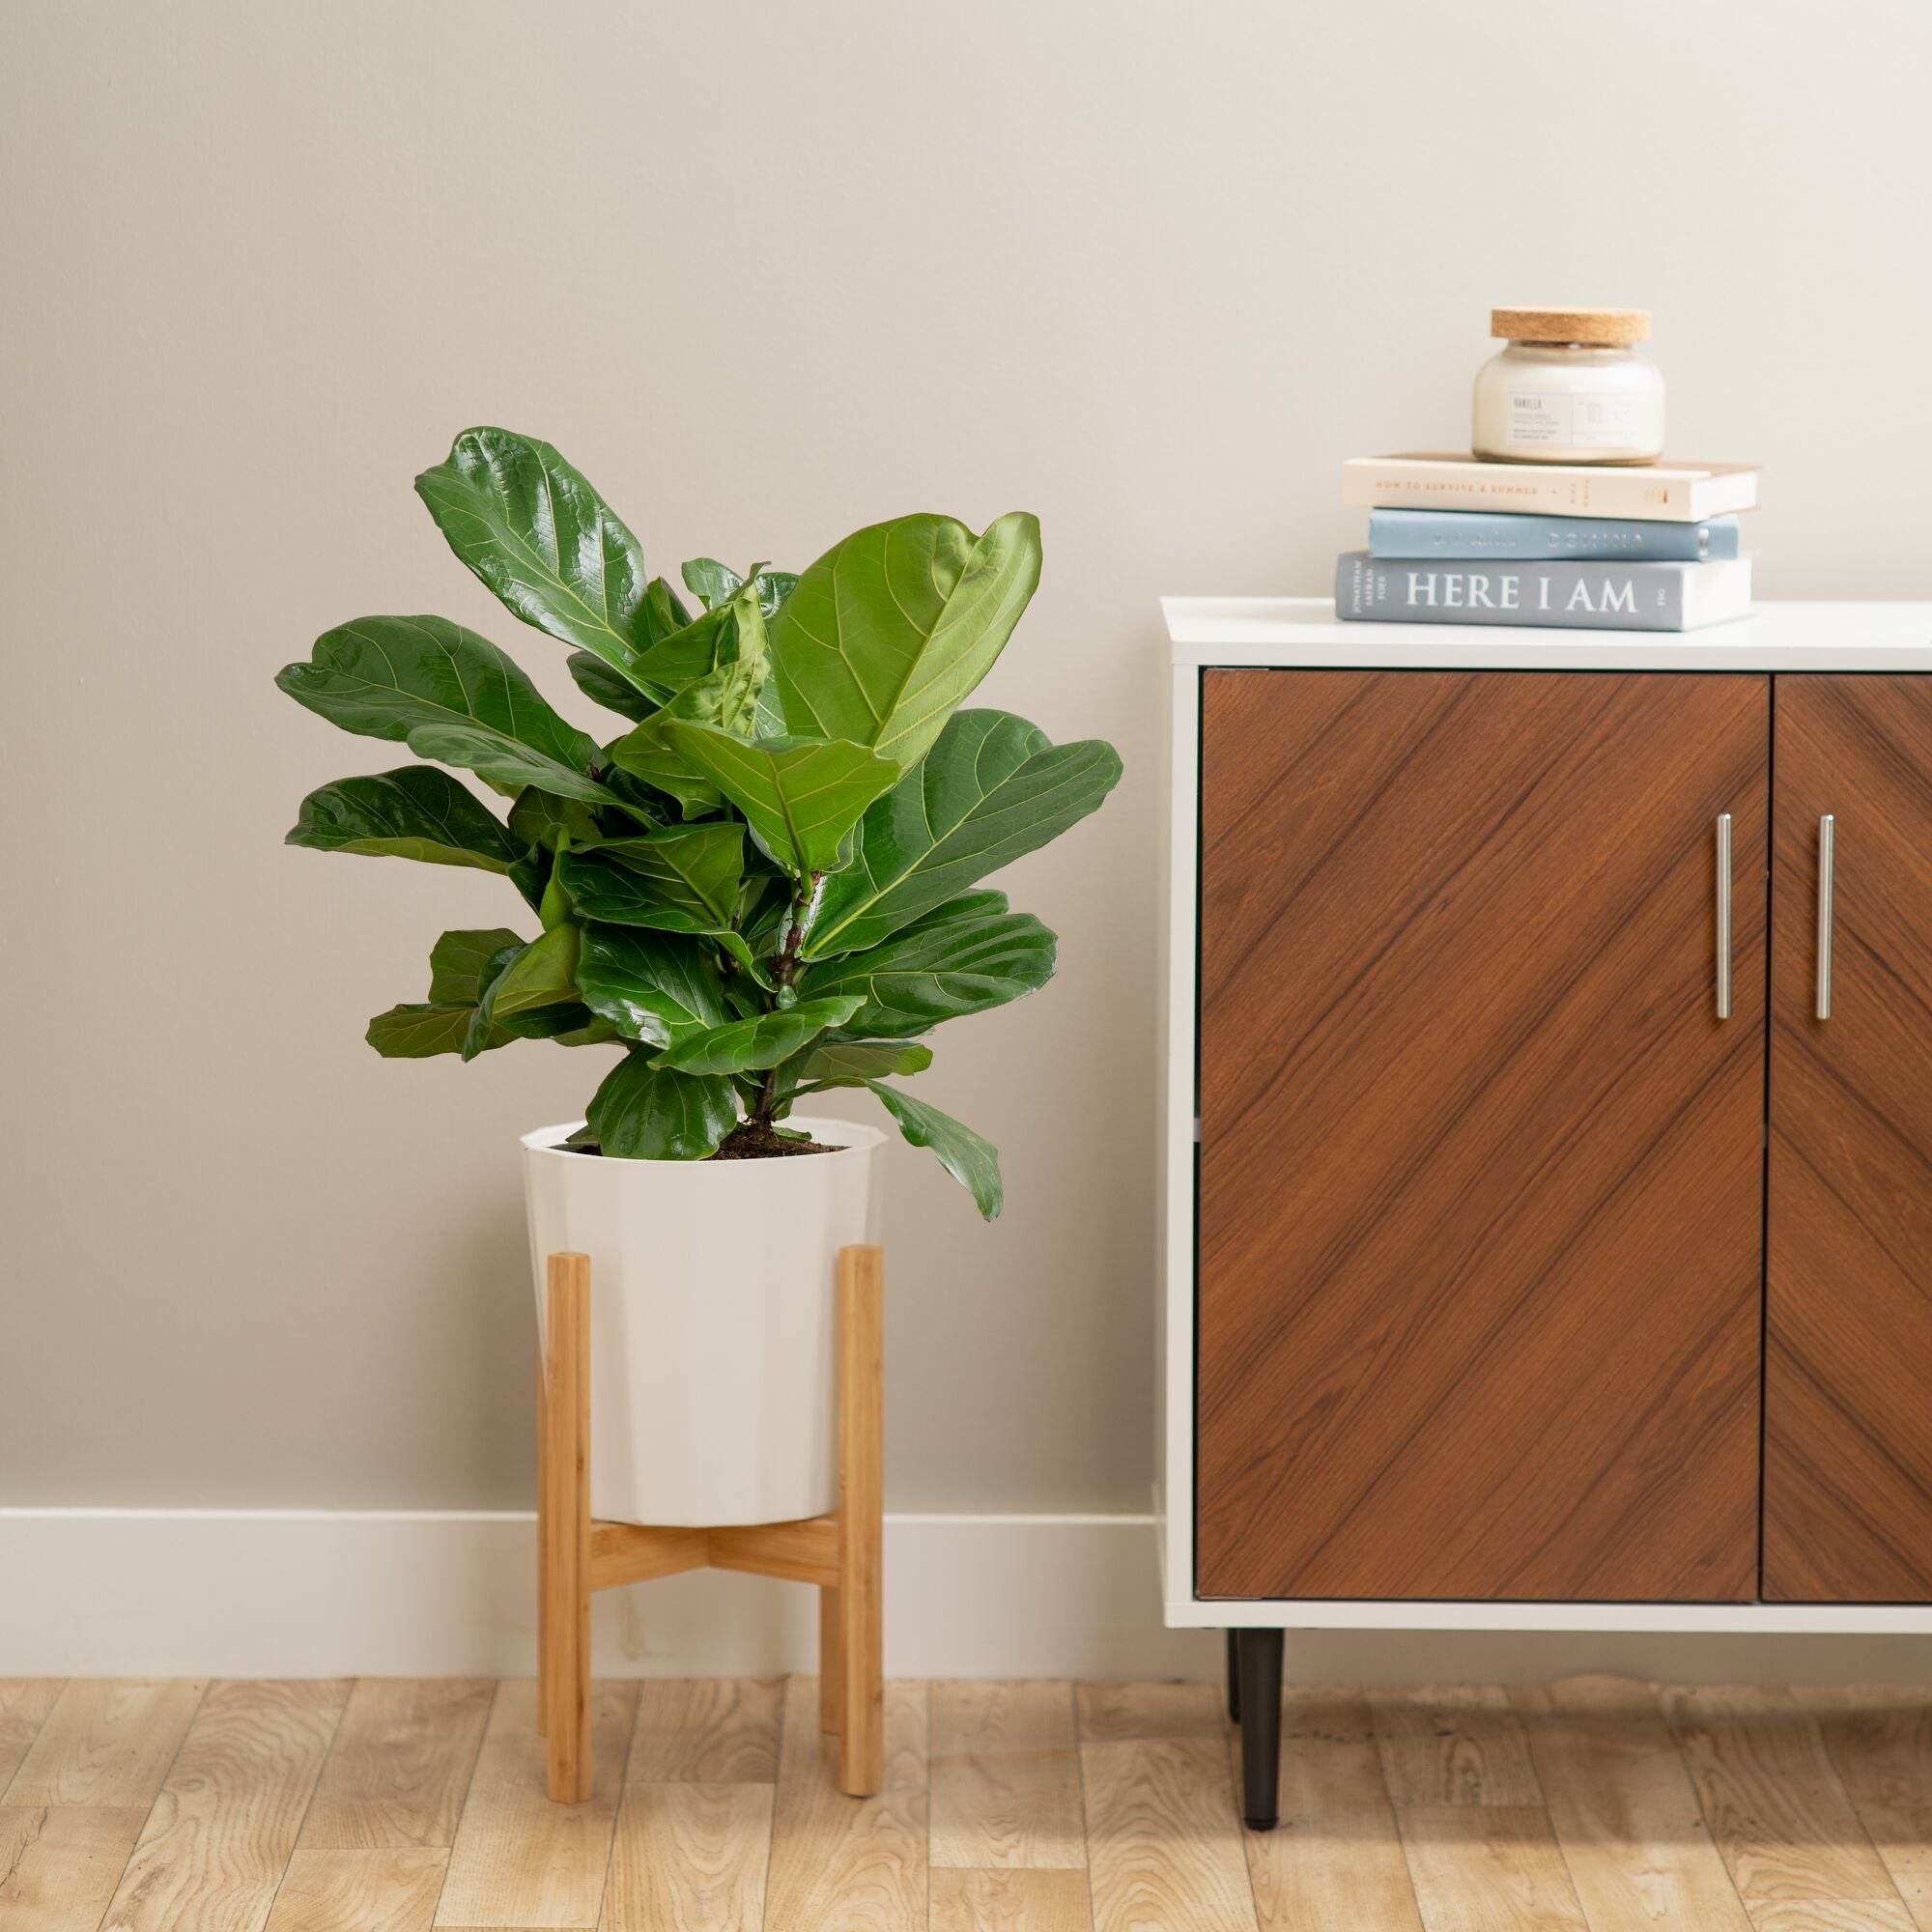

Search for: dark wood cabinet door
xmin=1765 ymin=675 xmax=1932 ymax=1601
xmin=1196 ymin=670 xmax=1767 ymax=1602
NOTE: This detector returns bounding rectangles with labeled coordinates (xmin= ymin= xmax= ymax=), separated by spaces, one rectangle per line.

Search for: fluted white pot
xmin=522 ymin=1116 xmax=885 ymax=1528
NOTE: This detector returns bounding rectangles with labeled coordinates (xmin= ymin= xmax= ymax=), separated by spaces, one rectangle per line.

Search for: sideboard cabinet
xmin=1157 ymin=600 xmax=1932 ymax=1828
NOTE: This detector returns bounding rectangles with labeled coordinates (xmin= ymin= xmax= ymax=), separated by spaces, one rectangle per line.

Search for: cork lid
xmin=1492 ymin=306 xmax=1650 ymax=346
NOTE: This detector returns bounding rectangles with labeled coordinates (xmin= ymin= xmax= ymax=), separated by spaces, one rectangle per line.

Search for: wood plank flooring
xmin=2 ymin=1675 xmax=1927 ymax=1929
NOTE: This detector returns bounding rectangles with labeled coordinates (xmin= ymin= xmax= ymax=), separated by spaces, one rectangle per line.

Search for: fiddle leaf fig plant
xmin=277 ymin=427 xmax=1122 ymax=1217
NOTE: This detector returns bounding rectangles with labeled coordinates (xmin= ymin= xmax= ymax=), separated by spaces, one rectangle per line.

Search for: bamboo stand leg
xmin=819 ymin=1587 xmax=843 ymax=1736
xmin=540 ymin=1253 xmax=592 ymax=1804
xmin=535 ymin=1346 xmax=549 ymax=1740
xmin=836 ymin=1245 xmax=885 ymax=1797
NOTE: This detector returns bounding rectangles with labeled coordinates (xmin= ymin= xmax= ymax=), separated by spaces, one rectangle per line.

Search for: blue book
xmin=1368 ymin=507 xmax=1741 ymax=563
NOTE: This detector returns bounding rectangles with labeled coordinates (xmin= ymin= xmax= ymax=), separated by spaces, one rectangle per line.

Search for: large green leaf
xmin=608 ymin=583 xmax=777 ymax=787
xmin=595 ymin=763 xmax=679 ymax=830
xmin=604 ymin=725 xmax=722 ymax=817
xmin=770 ymin=511 xmax=1041 ymax=773
xmin=681 ymin=558 xmax=799 ymax=622
xmin=806 ymin=711 xmax=1121 ymax=958
xmin=544 ymin=1011 xmax=621 ymax=1046
xmin=367 ymin=958 xmax=597 ymax=1059
xmin=797 ymin=1038 xmax=934 ymax=1084
xmin=653 ymin=583 xmax=772 ymax=735
xmin=681 ymin=556 xmax=744 ymax=611
xmin=622 ymin=602 xmax=731 ymax=692
xmin=286 ymin=767 xmax=524 ymax=873
xmin=577 ymin=924 xmax=728 ymax=1046
xmin=463 ymin=923 xmax=581 ymax=1060
xmin=429 ymin=926 xmax=526 ymax=1002
xmin=586 ymin=1052 xmax=738 ymax=1159
xmin=865 ymin=1081 xmax=1003 ymax=1219
xmin=508 ymin=786 xmax=600 ymax=852
xmin=366 ymin=1003 xmax=480 ymax=1058
xmin=800 ymin=890 xmax=1055 ymax=1036
xmin=755 ymin=571 xmax=799 ymax=620
xmin=366 ymin=1000 xmax=601 ymax=1058
xmin=276 ymin=615 xmax=616 ymax=805
xmin=554 ymin=849 xmax=769 ymax=982
xmin=414 ymin=427 xmax=654 ymax=683
xmin=654 ymin=996 xmax=864 ymax=1075
xmin=659 ymin=722 xmax=896 ymax=877
xmin=568 ymin=651 xmax=657 ymax=723
xmin=559 ymin=824 xmax=742 ymax=926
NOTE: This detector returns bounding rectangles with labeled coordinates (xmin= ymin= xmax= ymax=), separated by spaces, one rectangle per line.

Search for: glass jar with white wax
xmin=1472 ymin=307 xmax=1665 ymax=465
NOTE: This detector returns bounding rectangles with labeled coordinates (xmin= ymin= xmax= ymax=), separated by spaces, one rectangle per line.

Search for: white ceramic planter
xmin=522 ymin=1116 xmax=885 ymax=1528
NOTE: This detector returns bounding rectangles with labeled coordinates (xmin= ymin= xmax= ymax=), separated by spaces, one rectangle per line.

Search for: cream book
xmin=1343 ymin=454 xmax=1760 ymax=523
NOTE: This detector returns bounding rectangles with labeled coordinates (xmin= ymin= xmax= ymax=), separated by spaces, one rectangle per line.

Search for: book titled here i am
xmin=1334 ymin=552 xmax=1753 ymax=633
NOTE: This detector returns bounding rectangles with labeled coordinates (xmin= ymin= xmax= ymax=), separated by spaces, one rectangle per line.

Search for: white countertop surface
xmin=1162 ymin=598 xmax=1932 ymax=670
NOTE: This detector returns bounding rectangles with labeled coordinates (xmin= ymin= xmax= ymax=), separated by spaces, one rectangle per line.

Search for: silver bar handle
xmin=1817 ymin=813 xmax=1835 ymax=1020
xmin=1715 ymin=813 xmax=1733 ymax=1019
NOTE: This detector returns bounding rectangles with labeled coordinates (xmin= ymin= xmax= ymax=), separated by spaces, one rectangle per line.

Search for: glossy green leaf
xmin=286 ymin=766 xmax=524 ymax=873
xmin=865 ymin=1081 xmax=1003 ymax=1219
xmin=499 ymin=1002 xmax=601 ymax=1041
xmin=586 ymin=1051 xmax=738 ymax=1159
xmin=680 ymin=559 xmax=798 ymax=623
xmin=603 ymin=725 xmax=722 ymax=817
xmin=562 ymin=823 xmax=742 ymax=926
xmin=623 ymin=597 xmax=734 ymax=693
xmin=799 ymin=1038 xmax=934 ymax=1084
xmin=680 ymin=556 xmax=743 ymax=610
xmin=577 ymin=924 xmax=728 ymax=1046
xmin=658 ymin=723 xmax=896 ymax=877
xmin=414 ymin=427 xmax=653 ymax=683
xmin=276 ymin=615 xmax=616 ymax=804
xmin=366 ymin=1003 xmax=479 ymax=1058
xmin=508 ymin=852 xmax=548 ymax=915
xmin=429 ymin=926 xmax=526 ymax=1002
xmin=508 ymin=786 xmax=600 ymax=852
xmin=639 ymin=576 xmax=695 ymax=642
xmin=463 ymin=923 xmax=581 ymax=1061
xmin=755 ymin=570 xmax=799 ymax=619
xmin=554 ymin=850 xmax=769 ymax=981
xmin=656 ymin=583 xmax=771 ymax=736
xmin=654 ymin=996 xmax=864 ymax=1075
xmin=800 ymin=890 xmax=1055 ymax=1036
xmin=596 ymin=762 xmax=679 ymax=830
xmin=806 ymin=711 xmax=1121 ymax=958
xmin=365 ymin=994 xmax=597 ymax=1059
xmin=568 ymin=651 xmax=657 ymax=723
xmin=545 ymin=1011 xmax=621 ymax=1046
xmin=770 ymin=512 xmax=1041 ymax=773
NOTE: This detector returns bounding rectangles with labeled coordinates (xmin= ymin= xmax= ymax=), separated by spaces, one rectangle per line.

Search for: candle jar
xmin=1472 ymin=308 xmax=1665 ymax=465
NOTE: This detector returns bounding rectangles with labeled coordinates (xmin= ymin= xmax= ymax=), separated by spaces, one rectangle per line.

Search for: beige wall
xmin=4 ymin=2 xmax=1929 ymax=1529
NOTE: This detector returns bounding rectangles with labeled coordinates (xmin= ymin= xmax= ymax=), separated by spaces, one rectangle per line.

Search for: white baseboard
xmin=0 ymin=1508 xmax=1219 ymax=1681
xmin=12 ymin=1508 xmax=1932 ymax=1684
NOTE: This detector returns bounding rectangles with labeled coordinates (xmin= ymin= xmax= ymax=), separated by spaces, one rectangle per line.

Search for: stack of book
xmin=1334 ymin=454 xmax=1760 ymax=632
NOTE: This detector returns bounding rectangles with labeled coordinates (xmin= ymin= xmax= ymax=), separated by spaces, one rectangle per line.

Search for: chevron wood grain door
xmin=1765 ymin=674 xmax=1932 ymax=1601
xmin=1196 ymin=670 xmax=1768 ymax=1602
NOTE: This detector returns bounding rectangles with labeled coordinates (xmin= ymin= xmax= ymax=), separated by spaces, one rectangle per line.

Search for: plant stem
xmin=752 ymin=1065 xmax=780 ymax=1127
xmin=772 ymin=869 xmax=825 ymax=997
xmin=749 ymin=868 xmax=824 ymax=1129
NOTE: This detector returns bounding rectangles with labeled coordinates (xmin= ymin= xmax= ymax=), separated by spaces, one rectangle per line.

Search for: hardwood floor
xmin=2 ymin=1675 xmax=1926 ymax=1929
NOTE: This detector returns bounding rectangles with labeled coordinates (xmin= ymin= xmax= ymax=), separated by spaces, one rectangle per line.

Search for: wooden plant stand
xmin=535 ymin=1245 xmax=884 ymax=1804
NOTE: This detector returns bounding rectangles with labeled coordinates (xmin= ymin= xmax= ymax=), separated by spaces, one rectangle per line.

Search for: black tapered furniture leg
xmin=1226 ymin=1629 xmax=1241 ymax=1722
xmin=1234 ymin=1628 xmax=1284 ymax=1830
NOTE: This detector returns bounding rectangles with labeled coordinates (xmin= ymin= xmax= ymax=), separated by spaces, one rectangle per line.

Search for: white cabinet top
xmin=1162 ymin=598 xmax=1932 ymax=671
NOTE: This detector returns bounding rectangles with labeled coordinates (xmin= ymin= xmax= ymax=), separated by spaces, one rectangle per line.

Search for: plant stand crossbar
xmin=535 ymin=1244 xmax=885 ymax=1804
